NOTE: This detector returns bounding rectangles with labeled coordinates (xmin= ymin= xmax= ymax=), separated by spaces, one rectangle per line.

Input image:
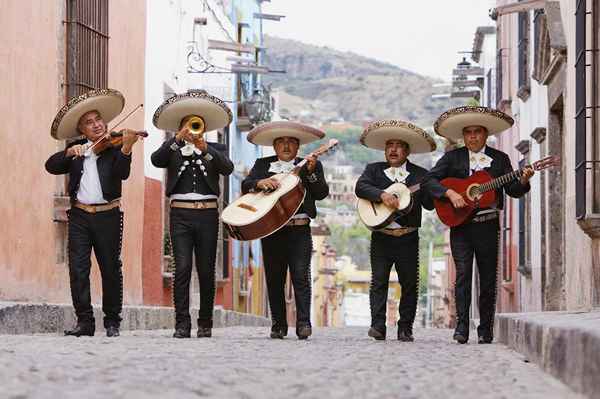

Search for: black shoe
xmin=106 ymin=326 xmax=120 ymax=337
xmin=270 ymin=324 xmax=287 ymax=339
xmin=297 ymin=325 xmax=312 ymax=340
xmin=453 ymin=330 xmax=469 ymax=344
xmin=173 ymin=328 xmax=191 ymax=338
xmin=368 ymin=327 xmax=386 ymax=341
xmin=197 ymin=327 xmax=212 ymax=338
xmin=478 ymin=335 xmax=493 ymax=344
xmin=398 ymin=328 xmax=414 ymax=342
xmin=64 ymin=324 xmax=95 ymax=337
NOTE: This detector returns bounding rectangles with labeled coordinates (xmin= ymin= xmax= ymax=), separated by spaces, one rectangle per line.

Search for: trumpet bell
xmin=186 ymin=116 xmax=205 ymax=136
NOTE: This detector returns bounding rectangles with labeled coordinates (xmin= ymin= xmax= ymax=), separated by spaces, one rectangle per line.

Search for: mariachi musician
xmin=45 ymin=88 xmax=142 ymax=337
xmin=151 ymin=90 xmax=233 ymax=339
xmin=241 ymin=121 xmax=329 ymax=340
xmin=355 ymin=120 xmax=436 ymax=341
xmin=423 ymin=106 xmax=533 ymax=344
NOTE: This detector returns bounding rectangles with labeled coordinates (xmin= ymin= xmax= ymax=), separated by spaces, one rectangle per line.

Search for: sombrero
xmin=153 ymin=89 xmax=232 ymax=132
xmin=50 ymin=88 xmax=125 ymax=140
xmin=359 ymin=120 xmax=436 ymax=153
xmin=247 ymin=121 xmax=325 ymax=146
xmin=434 ymin=106 xmax=514 ymax=141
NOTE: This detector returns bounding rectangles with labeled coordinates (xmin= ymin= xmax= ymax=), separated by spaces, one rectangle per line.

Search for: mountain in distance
xmin=262 ymin=35 xmax=463 ymax=129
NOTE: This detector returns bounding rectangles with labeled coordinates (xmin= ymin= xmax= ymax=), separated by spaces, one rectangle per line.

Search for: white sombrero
xmin=360 ymin=120 xmax=436 ymax=153
xmin=50 ymin=88 xmax=125 ymax=140
xmin=247 ymin=121 xmax=325 ymax=146
xmin=153 ymin=89 xmax=232 ymax=132
xmin=434 ymin=106 xmax=514 ymax=141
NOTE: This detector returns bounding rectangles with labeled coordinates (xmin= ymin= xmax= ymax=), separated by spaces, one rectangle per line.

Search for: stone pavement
xmin=0 ymin=327 xmax=583 ymax=399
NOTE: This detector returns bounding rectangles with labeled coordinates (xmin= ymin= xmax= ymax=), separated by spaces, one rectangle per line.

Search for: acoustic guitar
xmin=357 ymin=183 xmax=421 ymax=230
xmin=434 ymin=156 xmax=558 ymax=227
xmin=221 ymin=139 xmax=339 ymax=241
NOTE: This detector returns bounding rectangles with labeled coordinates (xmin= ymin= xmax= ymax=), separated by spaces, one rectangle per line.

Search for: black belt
xmin=470 ymin=212 xmax=499 ymax=224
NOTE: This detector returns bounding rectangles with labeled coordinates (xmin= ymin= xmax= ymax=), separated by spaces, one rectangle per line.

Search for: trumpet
xmin=185 ymin=116 xmax=205 ymax=136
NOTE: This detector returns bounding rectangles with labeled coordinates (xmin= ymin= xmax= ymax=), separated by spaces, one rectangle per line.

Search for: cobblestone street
xmin=0 ymin=327 xmax=583 ymax=399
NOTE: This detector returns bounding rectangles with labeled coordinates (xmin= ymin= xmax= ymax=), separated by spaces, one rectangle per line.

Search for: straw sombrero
xmin=153 ymin=89 xmax=232 ymax=132
xmin=359 ymin=120 xmax=436 ymax=153
xmin=50 ymin=88 xmax=125 ymax=140
xmin=434 ymin=106 xmax=514 ymax=141
xmin=247 ymin=121 xmax=325 ymax=146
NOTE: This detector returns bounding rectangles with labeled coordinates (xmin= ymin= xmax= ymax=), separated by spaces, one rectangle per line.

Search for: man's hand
xmin=121 ymin=129 xmax=140 ymax=155
xmin=175 ymin=127 xmax=195 ymax=144
xmin=192 ymin=135 xmax=208 ymax=152
xmin=66 ymin=144 xmax=86 ymax=158
xmin=445 ymin=189 xmax=467 ymax=209
xmin=520 ymin=166 xmax=534 ymax=185
xmin=380 ymin=192 xmax=400 ymax=209
xmin=257 ymin=178 xmax=281 ymax=192
xmin=305 ymin=155 xmax=317 ymax=173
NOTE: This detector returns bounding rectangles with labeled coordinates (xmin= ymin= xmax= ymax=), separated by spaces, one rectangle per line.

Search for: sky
xmin=261 ymin=0 xmax=496 ymax=81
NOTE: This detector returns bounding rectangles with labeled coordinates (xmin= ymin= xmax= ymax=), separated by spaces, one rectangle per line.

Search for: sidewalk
xmin=496 ymin=311 xmax=600 ymax=398
xmin=0 ymin=301 xmax=270 ymax=334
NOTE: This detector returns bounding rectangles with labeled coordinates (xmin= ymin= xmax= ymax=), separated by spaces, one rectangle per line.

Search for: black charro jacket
xmin=45 ymin=138 xmax=132 ymax=202
xmin=151 ymin=137 xmax=233 ymax=196
xmin=355 ymin=160 xmax=433 ymax=228
xmin=422 ymin=146 xmax=530 ymax=210
xmin=241 ymin=156 xmax=329 ymax=219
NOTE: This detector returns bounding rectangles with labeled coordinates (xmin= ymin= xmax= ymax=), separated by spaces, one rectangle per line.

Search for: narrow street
xmin=0 ymin=327 xmax=581 ymax=399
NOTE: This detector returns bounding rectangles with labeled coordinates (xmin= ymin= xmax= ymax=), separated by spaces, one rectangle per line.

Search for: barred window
xmin=517 ymin=6 xmax=531 ymax=100
xmin=65 ymin=0 xmax=109 ymax=99
xmin=575 ymin=0 xmax=600 ymax=219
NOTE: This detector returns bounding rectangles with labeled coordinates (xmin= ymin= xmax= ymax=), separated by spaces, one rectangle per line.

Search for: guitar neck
xmin=479 ymin=169 xmax=524 ymax=193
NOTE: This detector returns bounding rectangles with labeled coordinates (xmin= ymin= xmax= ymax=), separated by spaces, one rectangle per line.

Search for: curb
xmin=495 ymin=311 xmax=600 ymax=398
xmin=0 ymin=302 xmax=271 ymax=334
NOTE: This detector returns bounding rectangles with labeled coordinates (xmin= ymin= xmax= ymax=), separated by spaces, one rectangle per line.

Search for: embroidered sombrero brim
xmin=50 ymin=88 xmax=125 ymax=140
xmin=434 ymin=106 xmax=514 ymax=141
xmin=153 ymin=90 xmax=232 ymax=132
xmin=247 ymin=121 xmax=325 ymax=146
xmin=360 ymin=120 xmax=436 ymax=153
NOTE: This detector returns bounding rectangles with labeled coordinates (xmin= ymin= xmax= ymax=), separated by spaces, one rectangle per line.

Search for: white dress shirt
xmin=77 ymin=143 xmax=107 ymax=205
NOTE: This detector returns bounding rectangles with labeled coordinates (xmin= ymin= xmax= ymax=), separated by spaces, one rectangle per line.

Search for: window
xmin=575 ymin=0 xmax=600 ymax=221
xmin=65 ymin=0 xmax=109 ymax=98
xmin=517 ymin=5 xmax=531 ymax=100
xmin=517 ymin=154 xmax=531 ymax=277
xmin=496 ymin=30 xmax=504 ymax=108
xmin=486 ymin=69 xmax=492 ymax=108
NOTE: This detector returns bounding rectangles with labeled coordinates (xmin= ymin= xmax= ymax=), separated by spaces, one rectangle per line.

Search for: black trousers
xmin=450 ymin=219 xmax=499 ymax=337
xmin=170 ymin=208 xmax=218 ymax=329
xmin=68 ymin=207 xmax=123 ymax=328
xmin=369 ymin=231 xmax=419 ymax=332
xmin=261 ymin=225 xmax=313 ymax=330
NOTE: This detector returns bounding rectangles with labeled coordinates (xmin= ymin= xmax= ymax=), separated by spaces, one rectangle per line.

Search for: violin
xmin=85 ymin=130 xmax=148 ymax=155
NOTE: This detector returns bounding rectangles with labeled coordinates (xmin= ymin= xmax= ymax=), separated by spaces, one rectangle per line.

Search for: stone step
xmin=0 ymin=301 xmax=270 ymax=334
xmin=496 ymin=310 xmax=600 ymax=398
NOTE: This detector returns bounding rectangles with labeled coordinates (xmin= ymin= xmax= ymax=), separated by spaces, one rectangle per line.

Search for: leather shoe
xmin=197 ymin=327 xmax=212 ymax=338
xmin=398 ymin=328 xmax=414 ymax=342
xmin=173 ymin=328 xmax=191 ymax=338
xmin=106 ymin=326 xmax=120 ymax=337
xmin=270 ymin=324 xmax=287 ymax=339
xmin=297 ymin=325 xmax=312 ymax=340
xmin=368 ymin=327 xmax=386 ymax=341
xmin=478 ymin=335 xmax=493 ymax=344
xmin=64 ymin=324 xmax=95 ymax=337
xmin=453 ymin=330 xmax=469 ymax=344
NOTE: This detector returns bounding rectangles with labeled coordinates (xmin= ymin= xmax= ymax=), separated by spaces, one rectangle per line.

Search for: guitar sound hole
xmin=468 ymin=186 xmax=481 ymax=200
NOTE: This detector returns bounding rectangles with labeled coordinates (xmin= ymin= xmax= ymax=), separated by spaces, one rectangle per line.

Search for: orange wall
xmin=0 ymin=1 xmax=147 ymax=305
